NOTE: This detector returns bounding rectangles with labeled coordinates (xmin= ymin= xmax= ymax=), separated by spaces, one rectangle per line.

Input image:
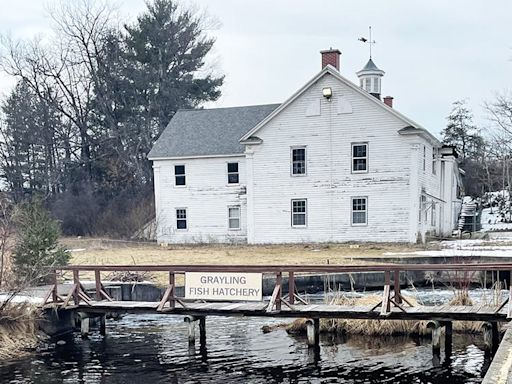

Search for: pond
xmin=0 ymin=312 xmax=492 ymax=384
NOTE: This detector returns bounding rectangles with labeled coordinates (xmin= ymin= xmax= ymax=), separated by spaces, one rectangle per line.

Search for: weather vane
xmin=358 ymin=26 xmax=376 ymax=59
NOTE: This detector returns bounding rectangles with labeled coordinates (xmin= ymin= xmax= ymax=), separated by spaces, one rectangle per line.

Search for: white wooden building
xmin=148 ymin=49 xmax=463 ymax=244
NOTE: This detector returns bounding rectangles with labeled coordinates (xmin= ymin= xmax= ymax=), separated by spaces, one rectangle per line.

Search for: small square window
xmin=352 ymin=143 xmax=368 ymax=173
xmin=291 ymin=147 xmax=306 ymax=175
xmin=291 ymin=199 xmax=307 ymax=227
xmin=228 ymin=206 xmax=241 ymax=230
xmin=175 ymin=165 xmax=186 ymax=186
xmin=227 ymin=162 xmax=239 ymax=184
xmin=176 ymin=208 xmax=187 ymax=229
xmin=352 ymin=197 xmax=367 ymax=225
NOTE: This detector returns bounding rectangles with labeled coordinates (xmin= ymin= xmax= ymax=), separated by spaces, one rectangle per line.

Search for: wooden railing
xmin=45 ymin=263 xmax=512 ymax=317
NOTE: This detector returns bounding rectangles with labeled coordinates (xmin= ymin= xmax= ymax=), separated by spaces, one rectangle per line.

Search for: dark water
xmin=0 ymin=313 xmax=491 ymax=384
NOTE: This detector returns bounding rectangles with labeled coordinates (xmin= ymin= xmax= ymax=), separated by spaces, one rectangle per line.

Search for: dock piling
xmin=427 ymin=321 xmax=441 ymax=358
xmin=443 ymin=321 xmax=452 ymax=358
xmin=80 ymin=317 xmax=90 ymax=338
xmin=184 ymin=315 xmax=197 ymax=344
xmin=99 ymin=315 xmax=106 ymax=336
xmin=306 ymin=318 xmax=320 ymax=348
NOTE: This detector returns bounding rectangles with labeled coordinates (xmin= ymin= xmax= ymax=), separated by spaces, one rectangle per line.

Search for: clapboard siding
xmin=248 ymin=73 xmax=417 ymax=243
xmin=151 ymin=70 xmax=461 ymax=244
xmin=153 ymin=156 xmax=247 ymax=243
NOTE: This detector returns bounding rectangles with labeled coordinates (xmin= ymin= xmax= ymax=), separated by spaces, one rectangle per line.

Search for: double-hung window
xmin=291 ymin=147 xmax=306 ymax=176
xmin=291 ymin=199 xmax=307 ymax=227
xmin=352 ymin=143 xmax=368 ymax=172
xmin=175 ymin=165 xmax=186 ymax=186
xmin=227 ymin=162 xmax=239 ymax=184
xmin=228 ymin=206 xmax=241 ymax=230
xmin=351 ymin=197 xmax=367 ymax=226
xmin=432 ymin=148 xmax=437 ymax=175
xmin=176 ymin=208 xmax=187 ymax=230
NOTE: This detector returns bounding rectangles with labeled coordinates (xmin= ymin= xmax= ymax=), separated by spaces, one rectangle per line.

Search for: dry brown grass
xmin=0 ymin=304 xmax=42 ymax=360
xmin=283 ymin=293 xmax=487 ymax=336
xmin=62 ymin=237 xmax=423 ymax=285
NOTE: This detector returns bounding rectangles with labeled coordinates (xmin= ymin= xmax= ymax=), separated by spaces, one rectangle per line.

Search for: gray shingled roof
xmin=360 ymin=58 xmax=381 ymax=72
xmin=148 ymin=104 xmax=280 ymax=159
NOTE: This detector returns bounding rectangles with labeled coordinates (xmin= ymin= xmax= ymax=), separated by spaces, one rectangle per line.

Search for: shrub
xmin=12 ymin=200 xmax=70 ymax=284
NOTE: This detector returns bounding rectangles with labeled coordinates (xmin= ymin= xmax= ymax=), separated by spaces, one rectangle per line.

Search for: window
xmin=227 ymin=162 xmax=239 ymax=184
xmin=291 ymin=199 xmax=307 ymax=227
xmin=176 ymin=208 xmax=187 ymax=230
xmin=291 ymin=147 xmax=306 ymax=175
xmin=175 ymin=165 xmax=186 ymax=186
xmin=372 ymin=78 xmax=379 ymax=93
xmin=352 ymin=197 xmax=368 ymax=225
xmin=352 ymin=143 xmax=368 ymax=172
xmin=432 ymin=148 xmax=437 ymax=175
xmin=364 ymin=78 xmax=371 ymax=92
xmin=228 ymin=206 xmax=241 ymax=230
xmin=422 ymin=146 xmax=426 ymax=172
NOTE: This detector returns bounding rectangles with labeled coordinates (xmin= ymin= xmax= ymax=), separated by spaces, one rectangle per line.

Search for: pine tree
xmin=12 ymin=200 xmax=70 ymax=284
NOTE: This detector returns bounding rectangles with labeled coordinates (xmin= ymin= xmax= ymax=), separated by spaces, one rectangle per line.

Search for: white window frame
xmin=351 ymin=196 xmax=368 ymax=226
xmin=422 ymin=145 xmax=426 ymax=172
xmin=227 ymin=162 xmax=239 ymax=185
xmin=351 ymin=143 xmax=368 ymax=173
xmin=174 ymin=164 xmax=186 ymax=187
xmin=176 ymin=208 xmax=188 ymax=231
xmin=291 ymin=199 xmax=307 ymax=228
xmin=432 ymin=147 xmax=437 ymax=175
xmin=291 ymin=146 xmax=307 ymax=176
xmin=228 ymin=205 xmax=241 ymax=230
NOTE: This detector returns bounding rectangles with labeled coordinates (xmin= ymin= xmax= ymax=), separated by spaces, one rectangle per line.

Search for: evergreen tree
xmin=12 ymin=200 xmax=70 ymax=283
xmin=442 ymin=100 xmax=484 ymax=161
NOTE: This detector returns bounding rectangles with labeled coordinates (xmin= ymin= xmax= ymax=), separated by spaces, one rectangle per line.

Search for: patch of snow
xmin=0 ymin=294 xmax=44 ymax=304
xmin=68 ymin=248 xmax=86 ymax=252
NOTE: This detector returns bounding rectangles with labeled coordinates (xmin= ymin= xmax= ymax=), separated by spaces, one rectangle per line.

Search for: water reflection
xmin=0 ymin=313 xmax=491 ymax=383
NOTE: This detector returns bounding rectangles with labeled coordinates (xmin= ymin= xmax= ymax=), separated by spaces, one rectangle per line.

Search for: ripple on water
xmin=0 ymin=313 xmax=489 ymax=383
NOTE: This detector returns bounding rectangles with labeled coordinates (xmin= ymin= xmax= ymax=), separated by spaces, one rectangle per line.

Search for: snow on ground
xmin=481 ymin=207 xmax=512 ymax=231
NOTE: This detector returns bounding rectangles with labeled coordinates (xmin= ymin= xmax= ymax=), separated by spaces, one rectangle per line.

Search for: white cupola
xmin=356 ymin=58 xmax=385 ymax=100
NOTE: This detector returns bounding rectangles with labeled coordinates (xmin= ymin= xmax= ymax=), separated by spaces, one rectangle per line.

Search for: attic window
xmin=175 ymin=165 xmax=186 ymax=186
xmin=227 ymin=162 xmax=239 ymax=184
xmin=352 ymin=143 xmax=368 ymax=173
xmin=291 ymin=147 xmax=306 ymax=175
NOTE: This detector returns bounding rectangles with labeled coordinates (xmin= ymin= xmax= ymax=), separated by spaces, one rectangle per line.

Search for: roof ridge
xmin=177 ymin=103 xmax=281 ymax=113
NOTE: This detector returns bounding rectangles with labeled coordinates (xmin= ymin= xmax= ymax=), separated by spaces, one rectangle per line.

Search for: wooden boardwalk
xmin=61 ymin=300 xmax=509 ymax=323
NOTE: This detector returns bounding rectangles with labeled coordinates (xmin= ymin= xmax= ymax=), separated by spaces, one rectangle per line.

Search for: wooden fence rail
xmin=44 ymin=262 xmax=512 ymax=317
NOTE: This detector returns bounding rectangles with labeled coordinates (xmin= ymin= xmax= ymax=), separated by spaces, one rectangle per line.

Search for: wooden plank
xmin=266 ymin=284 xmax=281 ymax=313
xmin=157 ymin=285 xmax=174 ymax=312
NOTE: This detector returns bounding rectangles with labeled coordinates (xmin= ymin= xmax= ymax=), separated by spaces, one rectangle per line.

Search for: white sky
xmin=0 ymin=0 xmax=511 ymax=137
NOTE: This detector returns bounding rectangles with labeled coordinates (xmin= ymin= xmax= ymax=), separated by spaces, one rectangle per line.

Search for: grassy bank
xmin=0 ymin=304 xmax=42 ymax=360
xmin=61 ymin=237 xmax=426 ymax=285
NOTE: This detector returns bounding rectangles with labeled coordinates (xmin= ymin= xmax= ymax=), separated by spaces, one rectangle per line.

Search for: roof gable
xmin=240 ymin=65 xmax=439 ymax=145
xmin=148 ymin=104 xmax=280 ymax=159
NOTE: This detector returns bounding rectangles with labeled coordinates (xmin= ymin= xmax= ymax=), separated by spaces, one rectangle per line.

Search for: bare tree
xmin=0 ymin=0 xmax=115 ymax=179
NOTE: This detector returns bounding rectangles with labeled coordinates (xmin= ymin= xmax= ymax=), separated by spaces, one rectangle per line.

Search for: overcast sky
xmin=0 ymin=0 xmax=511 ymax=137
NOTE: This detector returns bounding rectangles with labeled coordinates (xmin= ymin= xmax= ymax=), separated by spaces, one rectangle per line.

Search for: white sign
xmin=185 ymin=272 xmax=262 ymax=301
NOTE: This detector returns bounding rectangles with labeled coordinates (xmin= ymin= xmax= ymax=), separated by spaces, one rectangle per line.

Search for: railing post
xmin=508 ymin=270 xmax=512 ymax=318
xmin=73 ymin=269 xmax=79 ymax=306
xmin=289 ymin=271 xmax=295 ymax=304
xmin=394 ymin=270 xmax=402 ymax=304
xmin=95 ymin=270 xmax=102 ymax=301
xmin=52 ymin=269 xmax=58 ymax=303
xmin=276 ymin=272 xmax=282 ymax=311
xmin=169 ymin=271 xmax=175 ymax=310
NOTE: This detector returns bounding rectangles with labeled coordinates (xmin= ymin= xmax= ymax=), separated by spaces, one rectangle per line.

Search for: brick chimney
xmin=321 ymin=48 xmax=341 ymax=70
xmin=383 ymin=96 xmax=394 ymax=108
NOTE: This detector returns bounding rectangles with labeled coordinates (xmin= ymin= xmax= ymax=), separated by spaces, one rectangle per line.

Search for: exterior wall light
xmin=322 ymin=87 xmax=332 ymax=99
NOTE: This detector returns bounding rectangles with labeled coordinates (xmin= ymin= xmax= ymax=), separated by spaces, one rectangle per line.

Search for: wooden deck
xmin=56 ymin=300 xmax=510 ymax=322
